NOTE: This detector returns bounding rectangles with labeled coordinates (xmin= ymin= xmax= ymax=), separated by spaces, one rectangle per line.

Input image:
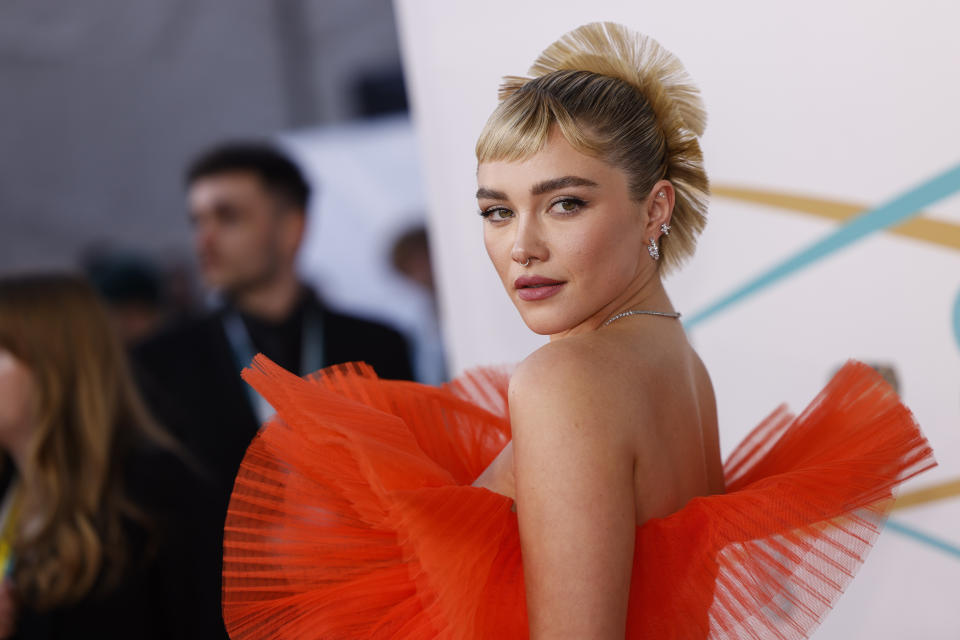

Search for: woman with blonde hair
xmin=221 ymin=23 xmax=934 ymax=639
xmin=0 ymin=273 xmax=225 ymax=639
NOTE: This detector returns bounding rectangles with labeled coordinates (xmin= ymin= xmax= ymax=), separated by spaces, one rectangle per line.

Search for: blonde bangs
xmin=475 ymin=86 xmax=602 ymax=164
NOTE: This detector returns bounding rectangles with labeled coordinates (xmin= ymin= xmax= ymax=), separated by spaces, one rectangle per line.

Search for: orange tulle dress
xmin=222 ymin=356 xmax=934 ymax=640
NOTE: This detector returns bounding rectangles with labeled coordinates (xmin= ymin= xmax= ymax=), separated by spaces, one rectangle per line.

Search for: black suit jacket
xmin=130 ymin=296 xmax=413 ymax=636
xmin=132 ymin=299 xmax=414 ymax=495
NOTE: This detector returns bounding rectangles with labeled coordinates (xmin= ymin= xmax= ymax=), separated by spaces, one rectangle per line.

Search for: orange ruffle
xmin=222 ymin=358 xmax=934 ymax=639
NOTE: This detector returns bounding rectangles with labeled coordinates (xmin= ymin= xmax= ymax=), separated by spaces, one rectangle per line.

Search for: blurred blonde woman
xmin=219 ymin=23 xmax=934 ymax=639
xmin=0 ymin=274 xmax=225 ymax=639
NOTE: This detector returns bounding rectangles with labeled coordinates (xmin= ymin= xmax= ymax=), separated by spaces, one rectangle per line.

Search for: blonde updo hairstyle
xmin=475 ymin=22 xmax=709 ymax=274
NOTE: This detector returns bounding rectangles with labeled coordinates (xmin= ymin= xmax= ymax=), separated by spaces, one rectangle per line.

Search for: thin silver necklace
xmin=602 ymin=309 xmax=682 ymax=327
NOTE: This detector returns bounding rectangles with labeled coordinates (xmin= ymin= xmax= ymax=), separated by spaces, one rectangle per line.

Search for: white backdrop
xmin=395 ymin=0 xmax=960 ymax=636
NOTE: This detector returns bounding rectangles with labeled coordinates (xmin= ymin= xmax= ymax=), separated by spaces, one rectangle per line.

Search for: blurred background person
xmin=389 ymin=223 xmax=447 ymax=384
xmin=81 ymin=246 xmax=202 ymax=348
xmin=0 ymin=273 xmax=224 ymax=639
xmin=131 ymin=142 xmax=414 ymax=582
xmin=81 ymin=248 xmax=168 ymax=346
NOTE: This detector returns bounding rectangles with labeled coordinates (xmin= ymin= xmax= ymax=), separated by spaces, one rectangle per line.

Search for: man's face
xmin=187 ymin=171 xmax=298 ymax=295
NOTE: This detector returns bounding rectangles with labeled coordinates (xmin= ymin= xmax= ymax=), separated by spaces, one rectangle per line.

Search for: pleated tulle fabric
xmin=222 ymin=357 xmax=934 ymax=640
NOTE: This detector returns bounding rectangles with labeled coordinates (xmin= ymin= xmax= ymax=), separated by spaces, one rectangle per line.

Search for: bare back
xmin=614 ymin=320 xmax=723 ymax=523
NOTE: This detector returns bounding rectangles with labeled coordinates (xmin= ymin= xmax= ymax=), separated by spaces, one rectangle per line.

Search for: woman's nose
xmin=510 ymin=214 xmax=547 ymax=264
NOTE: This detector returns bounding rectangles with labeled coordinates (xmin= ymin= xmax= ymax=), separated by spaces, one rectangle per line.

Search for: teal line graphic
xmin=687 ymin=161 xmax=960 ymax=328
xmin=885 ymin=518 xmax=960 ymax=560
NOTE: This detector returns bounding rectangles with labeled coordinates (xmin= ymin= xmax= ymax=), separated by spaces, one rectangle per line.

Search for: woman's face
xmin=0 ymin=347 xmax=37 ymax=450
xmin=477 ymin=130 xmax=657 ymax=336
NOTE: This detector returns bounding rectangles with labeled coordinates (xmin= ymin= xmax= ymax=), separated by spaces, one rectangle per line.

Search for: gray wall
xmin=0 ymin=0 xmax=402 ymax=271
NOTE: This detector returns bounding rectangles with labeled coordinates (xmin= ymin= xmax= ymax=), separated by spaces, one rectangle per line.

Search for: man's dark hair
xmin=186 ymin=141 xmax=312 ymax=211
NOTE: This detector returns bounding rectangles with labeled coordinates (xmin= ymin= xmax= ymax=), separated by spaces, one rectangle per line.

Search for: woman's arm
xmin=510 ymin=344 xmax=637 ymax=639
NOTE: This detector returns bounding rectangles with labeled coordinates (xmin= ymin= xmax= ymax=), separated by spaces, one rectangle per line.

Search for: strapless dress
xmin=221 ymin=356 xmax=934 ymax=639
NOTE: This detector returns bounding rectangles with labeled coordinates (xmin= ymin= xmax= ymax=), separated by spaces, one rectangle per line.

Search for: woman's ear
xmin=645 ymin=180 xmax=675 ymax=236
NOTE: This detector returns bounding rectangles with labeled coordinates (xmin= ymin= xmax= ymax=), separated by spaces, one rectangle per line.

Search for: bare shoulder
xmin=509 ymin=338 xmax=595 ymax=403
xmin=509 ymin=334 xmax=655 ymax=435
xmin=513 ymin=331 xmax=645 ymax=376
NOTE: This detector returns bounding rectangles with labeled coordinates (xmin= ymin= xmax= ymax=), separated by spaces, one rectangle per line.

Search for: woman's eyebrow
xmin=531 ymin=175 xmax=599 ymax=195
xmin=476 ymin=176 xmax=599 ymax=201
xmin=476 ymin=187 xmax=507 ymax=200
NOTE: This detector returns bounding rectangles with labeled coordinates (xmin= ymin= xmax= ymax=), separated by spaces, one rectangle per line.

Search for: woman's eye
xmin=480 ymin=207 xmax=513 ymax=221
xmin=550 ymin=198 xmax=586 ymax=214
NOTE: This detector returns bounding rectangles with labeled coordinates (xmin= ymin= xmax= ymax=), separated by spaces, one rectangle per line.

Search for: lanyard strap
xmin=223 ymin=305 xmax=325 ymax=423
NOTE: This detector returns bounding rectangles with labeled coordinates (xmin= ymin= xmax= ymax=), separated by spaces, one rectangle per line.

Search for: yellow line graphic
xmin=892 ymin=478 xmax=960 ymax=512
xmin=713 ymin=185 xmax=960 ymax=252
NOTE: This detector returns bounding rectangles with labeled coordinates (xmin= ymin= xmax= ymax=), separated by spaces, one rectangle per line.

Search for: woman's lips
xmin=517 ymin=283 xmax=564 ymax=301
xmin=514 ymin=275 xmax=566 ymax=301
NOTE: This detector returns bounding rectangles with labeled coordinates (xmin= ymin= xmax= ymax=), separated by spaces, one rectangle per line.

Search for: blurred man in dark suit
xmin=136 ymin=141 xmax=412 ymax=489
xmin=132 ymin=142 xmax=413 ymax=631
xmin=134 ymin=143 xmax=412 ymax=490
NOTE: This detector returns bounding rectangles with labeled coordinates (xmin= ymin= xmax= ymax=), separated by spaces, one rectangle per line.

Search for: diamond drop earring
xmin=648 ymin=238 xmax=660 ymax=261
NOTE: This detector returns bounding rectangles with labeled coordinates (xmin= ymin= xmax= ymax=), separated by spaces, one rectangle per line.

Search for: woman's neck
xmin=550 ymin=270 xmax=675 ymax=342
